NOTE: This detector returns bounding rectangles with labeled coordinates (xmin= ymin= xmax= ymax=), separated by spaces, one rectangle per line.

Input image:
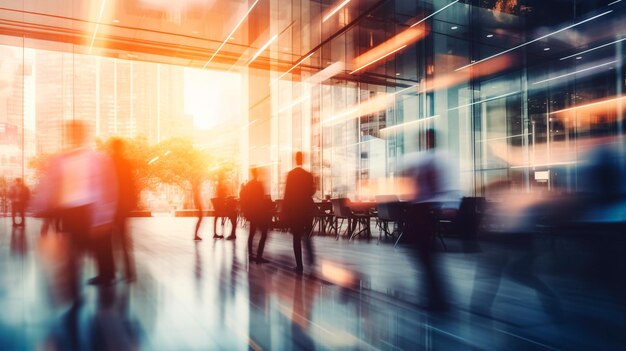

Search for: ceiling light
xmin=486 ymin=34 xmax=493 ymax=38
xmin=88 ymin=0 xmax=107 ymax=54
xmin=396 ymin=73 xmax=400 ymax=76
xmin=544 ymin=47 xmax=550 ymax=51
xmin=451 ymin=26 xmax=458 ymax=30
xmin=229 ymin=37 xmax=235 ymax=40
xmin=576 ymin=56 xmax=582 ymax=60
xmin=112 ymin=19 xmax=120 ymax=23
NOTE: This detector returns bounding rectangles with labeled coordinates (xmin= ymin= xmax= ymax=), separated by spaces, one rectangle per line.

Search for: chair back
xmin=375 ymin=195 xmax=402 ymax=221
xmin=331 ymin=198 xmax=352 ymax=217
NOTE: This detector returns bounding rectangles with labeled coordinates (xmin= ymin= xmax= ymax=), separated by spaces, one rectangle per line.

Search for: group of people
xmin=194 ymin=151 xmax=317 ymax=273
xmin=29 ymin=120 xmax=136 ymax=301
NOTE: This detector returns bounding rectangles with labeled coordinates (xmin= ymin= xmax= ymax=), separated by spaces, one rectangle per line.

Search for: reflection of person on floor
xmin=240 ymin=167 xmax=270 ymax=264
xmin=402 ymin=129 xmax=460 ymax=312
xmin=212 ymin=172 xmax=237 ymax=240
xmin=9 ymin=177 xmax=29 ymax=227
xmin=282 ymin=151 xmax=316 ymax=274
xmin=109 ymin=139 xmax=137 ymax=282
xmin=290 ymin=277 xmax=316 ymax=350
xmin=30 ymin=120 xmax=118 ymax=294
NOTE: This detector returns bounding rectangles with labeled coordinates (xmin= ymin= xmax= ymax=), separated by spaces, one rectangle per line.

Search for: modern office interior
xmin=0 ymin=0 xmax=625 ymax=350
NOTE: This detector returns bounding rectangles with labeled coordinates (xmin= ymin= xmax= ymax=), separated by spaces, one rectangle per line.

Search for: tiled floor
xmin=0 ymin=216 xmax=624 ymax=350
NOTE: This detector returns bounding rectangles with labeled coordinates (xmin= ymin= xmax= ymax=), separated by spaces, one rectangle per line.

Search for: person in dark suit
xmin=282 ymin=152 xmax=316 ymax=274
xmin=8 ymin=178 xmax=29 ymax=227
xmin=110 ymin=139 xmax=137 ymax=282
xmin=241 ymin=167 xmax=270 ymax=264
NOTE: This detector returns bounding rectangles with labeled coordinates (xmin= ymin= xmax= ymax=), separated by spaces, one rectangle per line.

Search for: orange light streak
xmin=322 ymin=0 xmax=351 ymax=22
xmin=350 ymin=25 xmax=428 ymax=74
xmin=248 ymin=34 xmax=278 ymax=64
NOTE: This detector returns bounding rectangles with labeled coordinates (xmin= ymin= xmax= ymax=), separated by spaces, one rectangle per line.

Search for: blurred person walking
xmin=9 ymin=177 xmax=29 ymax=227
xmin=282 ymin=151 xmax=316 ymax=274
xmin=30 ymin=120 xmax=118 ymax=297
xmin=109 ymin=138 xmax=137 ymax=282
xmin=193 ymin=180 xmax=204 ymax=241
xmin=240 ymin=167 xmax=271 ymax=264
xmin=402 ymin=129 xmax=460 ymax=312
xmin=213 ymin=172 xmax=237 ymax=240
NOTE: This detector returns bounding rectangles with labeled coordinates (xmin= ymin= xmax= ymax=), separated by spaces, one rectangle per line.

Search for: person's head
xmin=250 ymin=167 xmax=258 ymax=180
xmin=14 ymin=178 xmax=22 ymax=185
xmin=110 ymin=138 xmax=125 ymax=155
xmin=64 ymin=120 xmax=88 ymax=148
xmin=295 ymin=151 xmax=303 ymax=167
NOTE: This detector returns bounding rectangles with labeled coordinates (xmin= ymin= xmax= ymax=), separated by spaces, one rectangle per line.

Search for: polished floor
xmin=0 ymin=216 xmax=624 ymax=350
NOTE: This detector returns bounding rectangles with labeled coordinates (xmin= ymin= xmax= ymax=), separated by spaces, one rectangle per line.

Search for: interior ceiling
xmin=0 ymin=0 xmax=279 ymax=71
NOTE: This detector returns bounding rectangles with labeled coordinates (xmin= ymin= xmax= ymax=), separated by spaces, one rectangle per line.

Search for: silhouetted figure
xmin=402 ymin=129 xmax=459 ymax=312
xmin=212 ymin=173 xmax=237 ymax=240
xmin=240 ymin=167 xmax=271 ymax=264
xmin=193 ymin=180 xmax=204 ymax=241
xmin=30 ymin=120 xmax=117 ymax=295
xmin=283 ymin=152 xmax=316 ymax=274
xmin=110 ymin=139 xmax=137 ymax=282
xmin=8 ymin=178 xmax=29 ymax=227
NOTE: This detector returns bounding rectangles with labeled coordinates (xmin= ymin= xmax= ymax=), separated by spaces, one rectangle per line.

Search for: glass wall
xmin=263 ymin=0 xmax=626 ymax=200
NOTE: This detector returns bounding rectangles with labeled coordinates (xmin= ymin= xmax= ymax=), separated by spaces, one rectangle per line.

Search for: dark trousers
xmin=92 ymin=232 xmax=115 ymax=280
xmin=406 ymin=202 xmax=447 ymax=309
xmin=114 ymin=216 xmax=135 ymax=279
xmin=291 ymin=222 xmax=314 ymax=269
xmin=11 ymin=202 xmax=25 ymax=226
xmin=248 ymin=219 xmax=268 ymax=258
xmin=214 ymin=213 xmax=237 ymax=236
xmin=59 ymin=206 xmax=91 ymax=300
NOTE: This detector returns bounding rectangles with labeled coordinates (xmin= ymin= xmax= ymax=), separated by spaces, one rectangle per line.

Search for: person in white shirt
xmin=31 ymin=120 xmax=118 ymax=296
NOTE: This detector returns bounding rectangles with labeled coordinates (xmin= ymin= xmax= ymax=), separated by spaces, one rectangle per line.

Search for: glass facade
xmin=256 ymin=0 xmax=625 ymax=200
xmin=0 ymin=0 xmax=625 ymax=203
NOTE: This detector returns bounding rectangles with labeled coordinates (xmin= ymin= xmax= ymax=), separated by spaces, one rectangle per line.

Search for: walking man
xmin=282 ymin=152 xmax=316 ymax=274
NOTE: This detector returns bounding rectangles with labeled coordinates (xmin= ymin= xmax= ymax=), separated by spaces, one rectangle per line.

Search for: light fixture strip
xmin=248 ymin=34 xmax=278 ymax=64
xmin=322 ymin=0 xmax=351 ymax=23
xmin=203 ymin=0 xmax=260 ymax=68
xmin=88 ymin=0 xmax=107 ymax=54
xmin=410 ymin=0 xmax=459 ymax=28
xmin=448 ymin=91 xmax=520 ymax=111
xmin=380 ymin=115 xmax=439 ymax=133
xmin=533 ymin=60 xmax=617 ymax=85
xmin=559 ymin=37 xmax=626 ymax=61
xmin=273 ymin=52 xmax=315 ymax=83
xmin=548 ymin=95 xmax=626 ymax=115
xmin=350 ymin=45 xmax=407 ymax=74
xmin=455 ymin=10 xmax=613 ymax=71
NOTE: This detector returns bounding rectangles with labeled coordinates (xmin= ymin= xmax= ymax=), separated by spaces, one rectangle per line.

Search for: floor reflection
xmin=0 ymin=217 xmax=623 ymax=350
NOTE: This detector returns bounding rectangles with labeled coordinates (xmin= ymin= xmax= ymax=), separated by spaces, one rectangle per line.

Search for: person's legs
xmin=303 ymin=225 xmax=315 ymax=265
xmin=213 ymin=216 xmax=223 ymax=238
xmin=11 ymin=202 xmax=17 ymax=226
xmin=17 ymin=203 xmax=25 ymax=226
xmin=407 ymin=203 xmax=447 ymax=310
xmin=292 ymin=226 xmax=303 ymax=271
xmin=194 ymin=213 xmax=203 ymax=240
xmin=248 ymin=220 xmax=257 ymax=257
xmin=92 ymin=232 xmax=115 ymax=283
xmin=226 ymin=213 xmax=237 ymax=239
xmin=117 ymin=217 xmax=135 ymax=280
xmin=256 ymin=225 xmax=268 ymax=262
